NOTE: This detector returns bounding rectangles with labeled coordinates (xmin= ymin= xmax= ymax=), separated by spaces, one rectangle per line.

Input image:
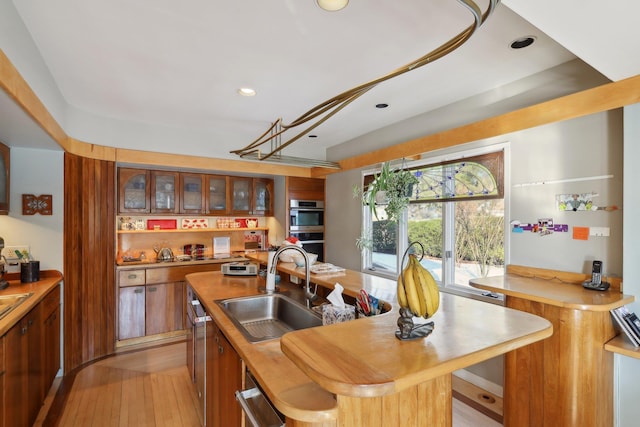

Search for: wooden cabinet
xmin=118 ymin=168 xmax=151 ymax=213
xmin=230 ymin=177 xmax=252 ymax=215
xmin=118 ymin=286 xmax=146 ymax=340
xmin=207 ymin=322 xmax=242 ymax=427
xmin=253 ymin=178 xmax=273 ymax=216
xmin=151 ymin=171 xmax=180 ymax=214
xmin=5 ymin=314 xmax=30 ymax=426
xmin=117 ymin=265 xmax=218 ymax=343
xmin=118 ymin=167 xmax=274 ymax=216
xmin=145 ymin=282 xmax=184 ymax=335
xmin=3 ymin=298 xmax=50 ymax=427
xmin=206 ymin=175 xmax=230 ymax=215
xmin=0 ymin=141 xmax=9 ymax=214
xmin=43 ymin=298 xmax=61 ymax=391
xmin=231 ymin=177 xmax=274 ymax=216
xmin=286 ymin=176 xmax=325 ymax=202
xmin=180 ymin=173 xmax=205 ymax=214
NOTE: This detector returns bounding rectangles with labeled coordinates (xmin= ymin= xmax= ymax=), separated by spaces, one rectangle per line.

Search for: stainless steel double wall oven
xmin=289 ymin=200 xmax=324 ymax=262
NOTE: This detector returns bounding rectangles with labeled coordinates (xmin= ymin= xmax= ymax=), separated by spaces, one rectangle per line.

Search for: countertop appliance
xmin=222 ymin=262 xmax=258 ymax=276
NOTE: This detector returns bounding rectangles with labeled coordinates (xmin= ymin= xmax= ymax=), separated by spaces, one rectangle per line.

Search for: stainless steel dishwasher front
xmin=235 ymin=370 xmax=285 ymax=427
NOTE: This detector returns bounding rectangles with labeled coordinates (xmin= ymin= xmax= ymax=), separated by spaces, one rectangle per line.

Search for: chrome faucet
xmin=269 ymin=245 xmax=318 ymax=305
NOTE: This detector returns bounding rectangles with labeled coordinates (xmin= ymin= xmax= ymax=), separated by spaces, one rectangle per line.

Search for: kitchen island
xmin=470 ymin=264 xmax=634 ymax=427
xmin=187 ymin=259 xmax=553 ymax=427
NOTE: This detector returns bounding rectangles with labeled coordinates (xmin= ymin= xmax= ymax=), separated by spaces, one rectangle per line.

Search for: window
xmin=362 ymin=147 xmax=506 ymax=297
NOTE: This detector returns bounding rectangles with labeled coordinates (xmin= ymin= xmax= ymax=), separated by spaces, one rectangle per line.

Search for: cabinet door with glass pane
xmin=230 ymin=177 xmax=252 ymax=215
xmin=118 ymin=168 xmax=150 ymax=213
xmin=206 ymin=175 xmax=229 ymax=215
xmin=180 ymin=173 xmax=205 ymax=214
xmin=151 ymin=171 xmax=179 ymax=214
xmin=252 ymin=178 xmax=273 ymax=216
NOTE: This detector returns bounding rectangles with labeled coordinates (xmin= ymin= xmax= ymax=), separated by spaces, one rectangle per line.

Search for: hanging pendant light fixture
xmin=316 ymin=0 xmax=349 ymax=12
xmin=232 ymin=0 xmax=501 ymax=168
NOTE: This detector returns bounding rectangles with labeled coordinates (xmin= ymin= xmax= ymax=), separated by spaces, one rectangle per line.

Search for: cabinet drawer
xmin=42 ymin=285 xmax=61 ymax=319
xmin=119 ymin=269 xmax=146 ymax=287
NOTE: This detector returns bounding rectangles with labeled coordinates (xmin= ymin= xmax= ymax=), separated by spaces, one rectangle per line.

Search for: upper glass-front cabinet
xmin=253 ymin=178 xmax=273 ymax=216
xmin=118 ymin=168 xmax=150 ymax=213
xmin=230 ymin=177 xmax=252 ymax=214
xmin=0 ymin=142 xmax=9 ymax=214
xmin=180 ymin=173 xmax=205 ymax=214
xmin=151 ymin=171 xmax=179 ymax=214
xmin=207 ymin=175 xmax=229 ymax=215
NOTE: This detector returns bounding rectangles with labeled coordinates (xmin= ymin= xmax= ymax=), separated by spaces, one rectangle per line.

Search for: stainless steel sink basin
xmin=0 ymin=292 xmax=34 ymax=320
xmin=216 ymin=294 xmax=323 ymax=343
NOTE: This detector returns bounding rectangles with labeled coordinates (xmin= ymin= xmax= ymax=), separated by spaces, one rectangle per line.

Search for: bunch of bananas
xmin=397 ymin=254 xmax=440 ymax=318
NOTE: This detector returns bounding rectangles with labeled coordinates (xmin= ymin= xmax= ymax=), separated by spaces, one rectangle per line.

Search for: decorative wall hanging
xmin=556 ymin=193 xmax=619 ymax=212
xmin=511 ymin=219 xmax=568 ymax=235
xmin=22 ymin=194 xmax=52 ymax=215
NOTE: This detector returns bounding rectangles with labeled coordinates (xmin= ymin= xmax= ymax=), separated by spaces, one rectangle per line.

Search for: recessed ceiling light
xmin=237 ymin=87 xmax=256 ymax=97
xmin=316 ymin=0 xmax=349 ymax=12
xmin=510 ymin=36 xmax=536 ymax=50
xmin=376 ymin=103 xmax=389 ymax=109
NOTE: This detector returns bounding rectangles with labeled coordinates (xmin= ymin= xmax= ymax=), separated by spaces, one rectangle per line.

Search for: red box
xmin=147 ymin=219 xmax=177 ymax=230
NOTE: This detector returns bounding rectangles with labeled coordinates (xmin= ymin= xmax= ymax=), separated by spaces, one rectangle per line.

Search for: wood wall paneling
xmin=64 ymin=153 xmax=116 ymax=372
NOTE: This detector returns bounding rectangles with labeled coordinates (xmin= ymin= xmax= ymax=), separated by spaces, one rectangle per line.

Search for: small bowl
xmin=293 ymin=253 xmax=318 ymax=267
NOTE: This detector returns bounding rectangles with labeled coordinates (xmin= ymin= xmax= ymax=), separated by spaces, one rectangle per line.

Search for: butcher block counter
xmin=187 ymin=260 xmax=552 ymax=427
xmin=0 ymin=270 xmax=62 ymax=336
xmin=470 ymin=264 xmax=634 ymax=427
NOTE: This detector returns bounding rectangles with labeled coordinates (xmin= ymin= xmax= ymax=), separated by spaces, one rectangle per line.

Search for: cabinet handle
xmin=134 ymin=288 xmax=144 ymax=294
xmin=128 ymin=274 xmax=138 ymax=279
xmin=21 ymin=326 xmax=28 ymax=335
xmin=28 ymin=319 xmax=34 ymax=327
xmin=218 ymin=345 xmax=224 ymax=354
xmin=148 ymin=287 xmax=157 ymax=292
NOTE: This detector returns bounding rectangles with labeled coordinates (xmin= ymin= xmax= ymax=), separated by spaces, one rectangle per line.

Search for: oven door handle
xmin=298 ymin=240 xmax=325 ymax=244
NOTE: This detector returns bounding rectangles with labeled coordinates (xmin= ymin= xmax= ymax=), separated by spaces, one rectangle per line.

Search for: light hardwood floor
xmin=35 ymin=342 xmax=501 ymax=427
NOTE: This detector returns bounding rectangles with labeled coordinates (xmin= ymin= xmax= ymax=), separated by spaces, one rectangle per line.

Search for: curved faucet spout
xmin=269 ymin=245 xmax=317 ymax=304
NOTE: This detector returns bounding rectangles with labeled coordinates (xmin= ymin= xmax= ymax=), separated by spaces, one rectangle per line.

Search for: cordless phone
xmin=583 ymin=260 xmax=609 ymax=291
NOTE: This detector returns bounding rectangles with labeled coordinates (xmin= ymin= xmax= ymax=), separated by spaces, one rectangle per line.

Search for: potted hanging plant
xmin=353 ymin=160 xmax=418 ymax=224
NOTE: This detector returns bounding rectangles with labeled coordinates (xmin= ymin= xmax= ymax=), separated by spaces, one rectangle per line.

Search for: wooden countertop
xmin=187 ymin=266 xmax=553 ymax=421
xmin=470 ymin=271 xmax=634 ymax=311
xmin=246 ymin=251 xmax=398 ymax=303
xmin=185 ymin=272 xmax=339 ymax=424
xmin=0 ymin=270 xmax=63 ymax=336
xmin=116 ymin=255 xmax=247 ymax=269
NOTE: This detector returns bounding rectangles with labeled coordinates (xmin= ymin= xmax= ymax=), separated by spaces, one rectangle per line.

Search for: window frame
xmin=359 ymin=143 xmax=510 ymax=304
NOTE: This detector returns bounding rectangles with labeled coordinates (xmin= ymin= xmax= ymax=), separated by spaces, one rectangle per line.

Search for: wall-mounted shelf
xmin=117 ymin=227 xmax=268 ymax=235
xmin=605 ymin=334 xmax=640 ymax=360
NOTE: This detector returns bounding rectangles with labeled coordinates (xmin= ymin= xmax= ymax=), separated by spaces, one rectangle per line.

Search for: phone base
xmin=582 ymin=280 xmax=610 ymax=291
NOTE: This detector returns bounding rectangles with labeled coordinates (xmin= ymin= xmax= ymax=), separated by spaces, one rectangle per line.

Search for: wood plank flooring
xmin=36 ymin=341 xmax=501 ymax=427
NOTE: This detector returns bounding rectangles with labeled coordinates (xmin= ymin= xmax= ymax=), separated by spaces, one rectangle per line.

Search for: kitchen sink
xmin=0 ymin=292 xmax=34 ymax=320
xmin=216 ymin=294 xmax=323 ymax=343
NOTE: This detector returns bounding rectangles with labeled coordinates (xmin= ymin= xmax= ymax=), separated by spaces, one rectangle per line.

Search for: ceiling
xmin=1 ymin=0 xmax=639 ymax=164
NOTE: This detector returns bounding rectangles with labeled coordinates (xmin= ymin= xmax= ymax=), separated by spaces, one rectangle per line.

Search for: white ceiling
xmin=1 ymin=0 xmax=638 ymax=163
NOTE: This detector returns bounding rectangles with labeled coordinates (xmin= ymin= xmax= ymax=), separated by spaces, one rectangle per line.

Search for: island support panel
xmin=336 ymin=375 xmax=452 ymax=427
xmin=504 ymin=296 xmax=615 ymax=427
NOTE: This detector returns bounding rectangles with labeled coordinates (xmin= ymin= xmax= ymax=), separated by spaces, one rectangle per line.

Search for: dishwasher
xmin=236 ymin=370 xmax=285 ymax=427
xmin=187 ymin=285 xmax=211 ymax=426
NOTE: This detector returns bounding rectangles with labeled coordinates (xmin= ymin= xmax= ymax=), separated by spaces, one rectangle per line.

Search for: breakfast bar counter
xmin=187 ymin=260 xmax=552 ymax=426
xmin=470 ymin=264 xmax=634 ymax=427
